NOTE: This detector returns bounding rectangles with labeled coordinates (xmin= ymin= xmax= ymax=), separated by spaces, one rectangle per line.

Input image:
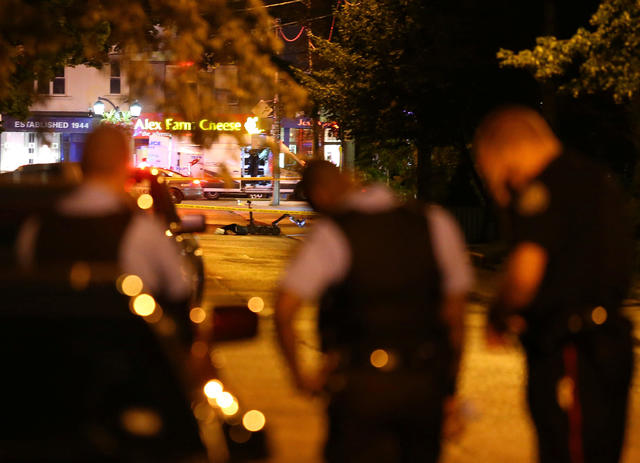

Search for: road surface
xmin=184 ymin=204 xmax=640 ymax=463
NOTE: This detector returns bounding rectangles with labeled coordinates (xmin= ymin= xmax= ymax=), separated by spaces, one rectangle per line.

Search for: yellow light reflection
xmin=151 ymin=168 xmax=159 ymax=175
xmin=229 ymin=425 xmax=251 ymax=443
xmin=120 ymin=407 xmax=163 ymax=436
xmin=242 ymin=410 xmax=266 ymax=432
xmin=370 ymin=349 xmax=389 ymax=369
xmin=137 ymin=194 xmax=154 ymax=210
xmin=222 ymin=400 xmax=239 ymax=416
xmin=69 ymin=261 xmax=91 ymax=291
xmin=216 ymin=391 xmax=234 ymax=408
xmin=190 ymin=307 xmax=207 ymax=324
xmin=131 ymin=294 xmax=156 ymax=317
xmin=247 ymin=297 xmax=265 ymax=313
xmin=143 ymin=305 xmax=163 ymax=324
xmin=191 ymin=341 xmax=208 ymax=358
xmin=592 ymin=306 xmax=608 ymax=325
xmin=203 ymin=380 xmax=223 ymax=399
xmin=194 ymin=248 xmax=204 ymax=257
xmin=120 ymin=274 xmax=144 ymax=297
xmin=165 ymin=230 xmax=173 ymax=237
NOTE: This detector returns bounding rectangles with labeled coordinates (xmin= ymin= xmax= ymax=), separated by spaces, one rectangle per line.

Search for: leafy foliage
xmin=0 ymin=0 xmax=306 ymax=137
xmin=100 ymin=109 xmax=134 ymax=129
xmin=498 ymin=0 xmax=640 ymax=102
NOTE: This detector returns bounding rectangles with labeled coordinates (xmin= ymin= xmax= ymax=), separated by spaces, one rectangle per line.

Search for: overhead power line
xmin=276 ymin=14 xmax=332 ymax=28
xmin=237 ymin=0 xmax=305 ymax=12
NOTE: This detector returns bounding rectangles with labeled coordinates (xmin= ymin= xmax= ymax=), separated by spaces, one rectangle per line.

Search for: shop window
xmin=110 ymin=60 xmax=121 ymax=94
xmin=52 ymin=69 xmax=65 ymax=94
xmin=27 ymin=133 xmax=35 ymax=156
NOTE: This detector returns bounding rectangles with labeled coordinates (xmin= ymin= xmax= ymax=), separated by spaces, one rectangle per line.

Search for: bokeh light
xmin=69 ymin=261 xmax=91 ymax=291
xmin=137 ymin=194 xmax=154 ymax=210
xmin=216 ymin=391 xmax=234 ymax=408
xmin=204 ymin=380 xmax=223 ymax=399
xmin=591 ymin=306 xmax=608 ymax=325
xmin=120 ymin=407 xmax=163 ymax=436
xmin=229 ymin=425 xmax=252 ymax=443
xmin=120 ymin=274 xmax=143 ymax=297
xmin=247 ymin=296 xmax=264 ymax=313
xmin=190 ymin=307 xmax=207 ymax=324
xmin=370 ymin=349 xmax=389 ymax=369
xmin=131 ymin=294 xmax=156 ymax=317
xmin=242 ymin=410 xmax=266 ymax=432
xmin=222 ymin=399 xmax=239 ymax=416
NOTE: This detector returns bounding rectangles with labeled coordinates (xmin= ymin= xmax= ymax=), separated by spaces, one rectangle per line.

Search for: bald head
xmin=301 ymin=160 xmax=352 ymax=213
xmin=81 ymin=124 xmax=131 ymax=181
xmin=474 ymin=106 xmax=561 ymax=205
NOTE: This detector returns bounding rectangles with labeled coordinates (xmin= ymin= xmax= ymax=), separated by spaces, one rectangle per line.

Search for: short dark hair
xmin=81 ymin=124 xmax=130 ymax=176
xmin=301 ymin=160 xmax=341 ymax=202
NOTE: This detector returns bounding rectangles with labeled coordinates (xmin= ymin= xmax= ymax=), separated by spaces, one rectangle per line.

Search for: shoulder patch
xmin=517 ymin=181 xmax=550 ymax=216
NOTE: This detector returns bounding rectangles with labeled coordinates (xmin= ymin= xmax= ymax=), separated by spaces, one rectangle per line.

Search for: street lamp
xmin=91 ymin=97 xmax=142 ymax=117
xmin=130 ymin=100 xmax=142 ymax=117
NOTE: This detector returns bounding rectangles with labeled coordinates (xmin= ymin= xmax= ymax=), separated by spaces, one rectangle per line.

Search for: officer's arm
xmin=274 ymin=290 xmax=305 ymax=387
xmin=441 ymin=292 xmax=466 ymax=394
xmin=491 ymin=242 xmax=547 ymax=332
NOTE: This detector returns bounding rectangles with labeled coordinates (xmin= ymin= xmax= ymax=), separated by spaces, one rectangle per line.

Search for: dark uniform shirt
xmin=508 ymin=151 xmax=633 ymax=350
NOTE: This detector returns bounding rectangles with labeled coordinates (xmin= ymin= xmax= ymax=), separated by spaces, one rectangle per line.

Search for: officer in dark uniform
xmin=275 ymin=161 xmax=472 ymax=463
xmin=474 ymin=106 xmax=634 ymax=463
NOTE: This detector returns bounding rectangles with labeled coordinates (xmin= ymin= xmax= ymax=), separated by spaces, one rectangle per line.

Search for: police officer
xmin=275 ymin=160 xmax=472 ymax=463
xmin=16 ymin=124 xmax=193 ymax=319
xmin=474 ymin=106 xmax=634 ymax=463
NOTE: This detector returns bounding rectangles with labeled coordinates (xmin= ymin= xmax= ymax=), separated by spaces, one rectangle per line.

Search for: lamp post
xmin=91 ymin=97 xmax=142 ymax=163
xmin=92 ymin=97 xmax=142 ymax=117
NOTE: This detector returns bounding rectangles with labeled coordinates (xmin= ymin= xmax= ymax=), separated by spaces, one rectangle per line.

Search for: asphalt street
xmin=183 ymin=202 xmax=640 ymax=463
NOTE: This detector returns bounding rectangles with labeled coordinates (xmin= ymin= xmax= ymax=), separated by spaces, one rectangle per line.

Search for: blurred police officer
xmin=275 ymin=161 xmax=472 ymax=463
xmin=475 ymin=106 xmax=634 ymax=463
xmin=16 ymin=124 xmax=192 ymax=309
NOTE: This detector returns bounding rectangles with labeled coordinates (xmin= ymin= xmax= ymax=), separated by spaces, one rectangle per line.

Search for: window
xmin=52 ymin=69 xmax=65 ymax=94
xmin=37 ymin=69 xmax=65 ymax=94
xmin=110 ymin=60 xmax=121 ymax=94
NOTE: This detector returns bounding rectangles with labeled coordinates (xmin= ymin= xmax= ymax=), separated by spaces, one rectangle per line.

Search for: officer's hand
xmin=295 ymin=372 xmax=326 ymax=396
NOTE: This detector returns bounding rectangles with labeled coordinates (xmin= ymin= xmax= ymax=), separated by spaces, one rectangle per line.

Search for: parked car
xmin=138 ymin=167 xmax=204 ymax=203
xmin=0 ymin=161 xmax=82 ymax=184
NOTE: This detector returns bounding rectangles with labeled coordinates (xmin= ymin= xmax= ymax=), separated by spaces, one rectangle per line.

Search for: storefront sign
xmin=134 ymin=116 xmax=243 ymax=133
xmin=281 ymin=117 xmax=312 ymax=129
xmin=2 ymin=116 xmax=93 ymax=132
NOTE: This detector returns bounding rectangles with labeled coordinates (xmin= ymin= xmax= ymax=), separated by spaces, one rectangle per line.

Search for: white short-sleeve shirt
xmin=279 ymin=184 xmax=473 ymax=300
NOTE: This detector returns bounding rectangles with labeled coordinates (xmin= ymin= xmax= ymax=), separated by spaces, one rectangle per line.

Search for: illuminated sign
xmin=198 ymin=120 xmax=242 ymax=131
xmin=134 ymin=117 xmax=244 ymax=133
xmin=244 ymin=116 xmax=263 ymax=135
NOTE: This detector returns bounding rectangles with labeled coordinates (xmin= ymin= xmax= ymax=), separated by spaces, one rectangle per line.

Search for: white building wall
xmin=30 ymin=63 xmax=129 ymax=113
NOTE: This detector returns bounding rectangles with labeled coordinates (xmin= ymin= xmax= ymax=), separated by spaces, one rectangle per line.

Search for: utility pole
xmin=306 ymin=0 xmax=322 ymax=160
xmin=272 ymin=18 xmax=281 ymax=206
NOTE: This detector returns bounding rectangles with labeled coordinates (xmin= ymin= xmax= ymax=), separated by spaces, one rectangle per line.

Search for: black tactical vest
xmin=34 ymin=210 xmax=133 ymax=267
xmin=319 ymin=202 xmax=448 ymax=368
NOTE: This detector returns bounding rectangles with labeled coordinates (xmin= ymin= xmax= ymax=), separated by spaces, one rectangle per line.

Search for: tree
xmin=498 ymin=0 xmax=640 ymax=190
xmin=0 ymin=0 xmax=305 ymax=143
xmin=498 ymin=0 xmax=640 ymax=103
xmin=299 ymin=0 xmax=551 ymax=200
